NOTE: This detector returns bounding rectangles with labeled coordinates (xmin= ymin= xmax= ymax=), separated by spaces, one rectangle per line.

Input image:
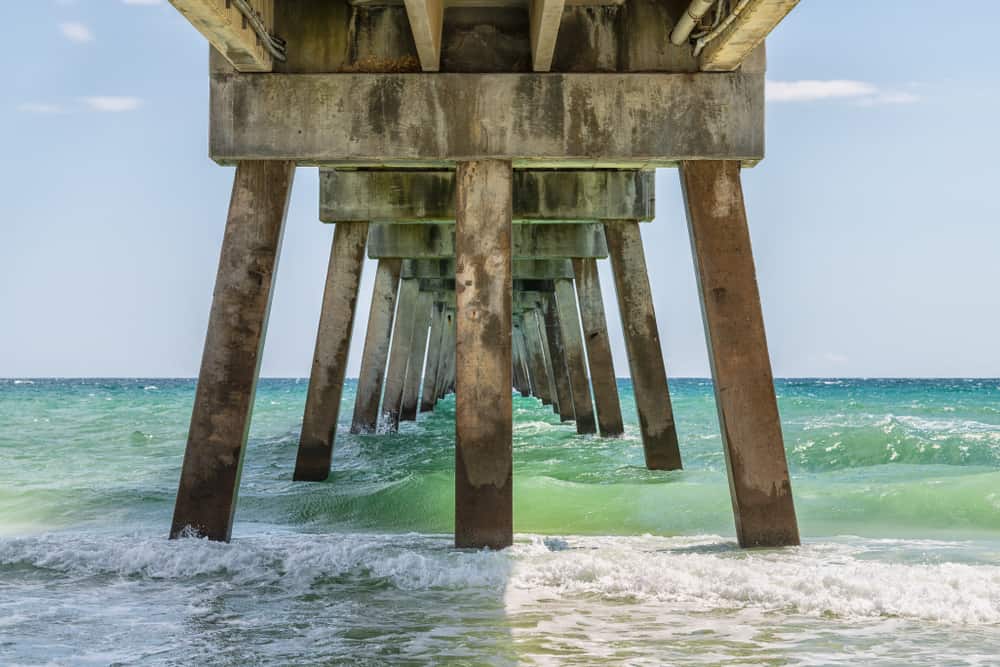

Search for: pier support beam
xmin=294 ymin=221 xmax=368 ymax=481
xmin=554 ymin=278 xmax=597 ymax=434
xmin=680 ymin=160 xmax=799 ymax=548
xmin=402 ymin=291 xmax=433 ymax=421
xmin=573 ymin=258 xmax=624 ymax=437
xmin=533 ymin=308 xmax=559 ymax=411
xmin=513 ymin=317 xmax=532 ymax=397
xmin=454 ymin=159 xmax=513 ymax=550
xmin=543 ymin=293 xmax=574 ymax=422
xmin=523 ymin=309 xmax=553 ymax=406
xmin=381 ymin=278 xmax=421 ymax=431
xmin=170 ymin=160 xmax=294 ymax=541
xmin=420 ymin=303 xmax=445 ymax=413
xmin=351 ymin=258 xmax=403 ymax=434
xmin=436 ymin=307 xmax=455 ymax=400
xmin=604 ymin=221 xmax=682 ymax=470
xmin=436 ymin=308 xmax=456 ymax=401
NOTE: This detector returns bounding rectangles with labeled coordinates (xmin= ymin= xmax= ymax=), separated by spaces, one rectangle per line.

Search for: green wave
xmin=4 ymin=379 xmax=1000 ymax=540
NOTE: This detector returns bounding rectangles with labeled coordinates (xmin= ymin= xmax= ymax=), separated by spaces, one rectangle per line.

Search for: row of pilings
xmin=169 ymin=162 xmax=800 ymax=549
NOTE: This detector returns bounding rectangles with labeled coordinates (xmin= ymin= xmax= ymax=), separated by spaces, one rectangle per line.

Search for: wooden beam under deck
xmin=529 ymin=0 xmax=567 ymax=72
xmin=349 ymin=0 xmax=623 ymax=6
xmin=170 ymin=0 xmax=274 ymax=72
xmin=403 ymin=0 xmax=445 ymax=71
xmin=699 ymin=0 xmax=797 ymax=71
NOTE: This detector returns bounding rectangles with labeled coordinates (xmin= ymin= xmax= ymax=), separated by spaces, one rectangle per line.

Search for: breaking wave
xmin=3 ymin=532 xmax=1000 ymax=626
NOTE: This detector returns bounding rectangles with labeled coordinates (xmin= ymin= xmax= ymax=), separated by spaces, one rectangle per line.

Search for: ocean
xmin=2 ymin=378 xmax=1000 ymax=665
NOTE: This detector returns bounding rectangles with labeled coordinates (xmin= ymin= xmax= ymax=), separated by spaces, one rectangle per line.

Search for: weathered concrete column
xmin=518 ymin=313 xmax=538 ymax=399
xmin=447 ymin=309 xmax=458 ymax=396
xmin=454 ymin=159 xmax=513 ymax=550
xmin=435 ymin=310 xmax=450 ymax=401
xmin=543 ymin=293 xmax=575 ymax=422
xmin=511 ymin=343 xmax=525 ymax=395
xmin=513 ymin=317 xmax=532 ymax=397
xmin=680 ymin=160 xmax=799 ymax=548
xmin=436 ymin=308 xmax=455 ymax=400
xmin=402 ymin=291 xmax=433 ymax=421
xmin=170 ymin=160 xmax=294 ymax=541
xmin=420 ymin=303 xmax=445 ymax=413
xmin=381 ymin=277 xmax=421 ymax=432
xmin=510 ymin=323 xmax=524 ymax=394
xmin=604 ymin=222 xmax=682 ymax=470
xmin=351 ymin=258 xmax=403 ymax=434
xmin=510 ymin=326 xmax=531 ymax=395
xmin=572 ymin=258 xmax=624 ymax=437
xmin=523 ymin=308 xmax=553 ymax=405
xmin=554 ymin=278 xmax=597 ymax=434
xmin=530 ymin=308 xmax=558 ymax=410
xmin=293 ymin=221 xmax=368 ymax=482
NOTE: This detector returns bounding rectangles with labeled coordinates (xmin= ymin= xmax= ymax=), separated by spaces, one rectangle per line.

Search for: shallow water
xmin=2 ymin=378 xmax=1000 ymax=664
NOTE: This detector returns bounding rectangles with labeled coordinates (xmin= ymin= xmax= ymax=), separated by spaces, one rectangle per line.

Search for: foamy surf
xmin=3 ymin=532 xmax=1000 ymax=625
xmin=6 ymin=378 xmax=1000 ymax=664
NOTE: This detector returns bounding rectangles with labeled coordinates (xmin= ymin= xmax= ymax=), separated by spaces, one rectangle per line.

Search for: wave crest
xmin=4 ymin=533 xmax=1000 ymax=625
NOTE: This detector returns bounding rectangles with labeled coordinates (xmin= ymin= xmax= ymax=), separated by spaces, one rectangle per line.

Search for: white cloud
xmin=121 ymin=0 xmax=164 ymax=4
xmin=84 ymin=96 xmax=143 ymax=112
xmin=858 ymin=91 xmax=922 ymax=107
xmin=59 ymin=21 xmax=94 ymax=43
xmin=17 ymin=103 xmax=65 ymax=115
xmin=766 ymin=79 xmax=920 ymax=106
xmin=767 ymin=80 xmax=876 ymax=102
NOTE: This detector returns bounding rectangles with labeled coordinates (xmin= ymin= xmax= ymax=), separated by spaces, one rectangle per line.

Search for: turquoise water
xmin=2 ymin=378 xmax=1000 ymax=664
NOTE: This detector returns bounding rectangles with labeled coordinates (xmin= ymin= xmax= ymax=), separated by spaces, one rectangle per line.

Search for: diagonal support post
xmin=170 ymin=160 xmax=294 ymax=541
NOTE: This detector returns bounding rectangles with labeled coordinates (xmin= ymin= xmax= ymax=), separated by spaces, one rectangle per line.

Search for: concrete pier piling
xmin=523 ymin=308 xmax=554 ymax=406
xmin=680 ymin=160 xmax=800 ymax=548
xmin=604 ymin=222 xmax=683 ymax=470
xmin=436 ymin=308 xmax=456 ymax=401
xmin=513 ymin=316 xmax=533 ymax=398
xmin=294 ymin=221 xmax=368 ymax=481
xmin=554 ymin=278 xmax=597 ymax=435
xmin=381 ymin=277 xmax=421 ymax=432
xmin=401 ymin=291 xmax=433 ymax=421
xmin=573 ymin=257 xmax=624 ymax=437
xmin=351 ymin=259 xmax=403 ymax=434
xmin=542 ymin=292 xmax=575 ymax=422
xmin=420 ymin=303 xmax=445 ymax=413
xmin=532 ymin=307 xmax=560 ymax=411
xmin=454 ymin=160 xmax=513 ymax=550
xmin=170 ymin=160 xmax=294 ymax=541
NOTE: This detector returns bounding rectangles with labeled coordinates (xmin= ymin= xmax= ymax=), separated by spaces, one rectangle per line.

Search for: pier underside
xmin=167 ymin=0 xmax=800 ymax=549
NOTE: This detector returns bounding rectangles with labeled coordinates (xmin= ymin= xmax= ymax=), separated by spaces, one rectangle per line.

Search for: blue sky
xmin=3 ymin=1 xmax=1000 ymax=378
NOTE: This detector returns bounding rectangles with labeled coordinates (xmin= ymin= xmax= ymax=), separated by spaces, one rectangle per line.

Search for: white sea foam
xmin=3 ymin=532 xmax=1000 ymax=626
xmin=510 ymin=535 xmax=1000 ymax=625
xmin=0 ymin=532 xmax=511 ymax=591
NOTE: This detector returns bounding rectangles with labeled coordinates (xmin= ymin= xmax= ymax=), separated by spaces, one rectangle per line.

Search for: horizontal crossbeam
xmin=403 ymin=259 xmax=574 ymax=279
xmin=514 ymin=290 xmax=553 ymax=308
xmin=210 ymin=72 xmax=763 ymax=166
xmin=423 ymin=287 xmax=552 ymax=305
xmin=367 ymin=223 xmax=608 ymax=259
xmin=321 ymin=169 xmax=655 ymax=222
